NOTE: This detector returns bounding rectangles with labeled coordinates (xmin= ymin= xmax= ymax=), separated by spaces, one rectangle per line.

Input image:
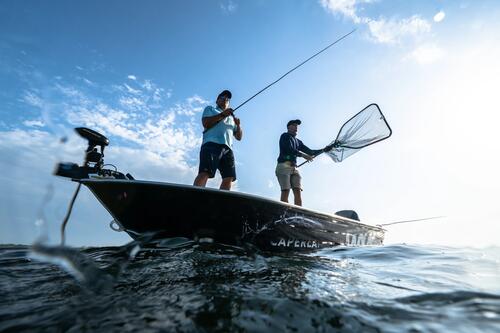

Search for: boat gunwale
xmin=80 ymin=178 xmax=384 ymax=232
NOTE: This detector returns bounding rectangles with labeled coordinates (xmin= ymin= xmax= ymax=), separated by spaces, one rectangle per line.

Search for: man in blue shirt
xmin=276 ymin=119 xmax=332 ymax=206
xmin=193 ymin=90 xmax=243 ymax=190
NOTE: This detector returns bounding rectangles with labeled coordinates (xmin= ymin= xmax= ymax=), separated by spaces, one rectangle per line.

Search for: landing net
xmin=326 ymin=104 xmax=392 ymax=162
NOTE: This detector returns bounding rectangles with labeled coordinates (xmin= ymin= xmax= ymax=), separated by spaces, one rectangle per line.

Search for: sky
xmin=1 ymin=0 xmax=499 ymax=247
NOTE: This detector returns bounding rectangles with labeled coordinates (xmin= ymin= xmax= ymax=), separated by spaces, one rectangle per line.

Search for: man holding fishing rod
xmin=276 ymin=120 xmax=333 ymax=206
xmin=193 ymin=90 xmax=243 ymax=191
xmin=193 ymin=30 xmax=360 ymax=193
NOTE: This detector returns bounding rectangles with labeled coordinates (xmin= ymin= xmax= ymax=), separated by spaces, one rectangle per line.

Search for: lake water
xmin=1 ymin=241 xmax=499 ymax=332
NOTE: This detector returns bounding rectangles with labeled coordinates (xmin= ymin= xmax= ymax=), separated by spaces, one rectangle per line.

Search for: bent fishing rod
xmin=204 ymin=29 xmax=356 ymax=133
xmin=231 ymin=28 xmax=357 ymax=113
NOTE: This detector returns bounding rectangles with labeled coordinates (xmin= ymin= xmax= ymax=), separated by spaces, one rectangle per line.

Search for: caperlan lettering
xmin=345 ymin=233 xmax=374 ymax=246
xmin=270 ymin=238 xmax=318 ymax=248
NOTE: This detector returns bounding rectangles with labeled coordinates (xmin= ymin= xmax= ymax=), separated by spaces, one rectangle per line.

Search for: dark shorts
xmin=198 ymin=142 xmax=236 ymax=181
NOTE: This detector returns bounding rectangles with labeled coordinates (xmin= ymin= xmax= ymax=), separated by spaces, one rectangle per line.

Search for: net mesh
xmin=326 ymin=104 xmax=391 ymax=163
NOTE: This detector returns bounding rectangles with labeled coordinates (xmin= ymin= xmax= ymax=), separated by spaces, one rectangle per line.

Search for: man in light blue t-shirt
xmin=193 ymin=90 xmax=243 ymax=190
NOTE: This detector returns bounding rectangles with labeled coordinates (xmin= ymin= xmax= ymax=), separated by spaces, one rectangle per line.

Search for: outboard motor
xmin=54 ymin=127 xmax=130 ymax=180
xmin=335 ymin=210 xmax=360 ymax=221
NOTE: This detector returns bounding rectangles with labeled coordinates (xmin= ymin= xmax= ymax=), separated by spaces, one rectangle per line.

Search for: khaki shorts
xmin=275 ymin=162 xmax=302 ymax=191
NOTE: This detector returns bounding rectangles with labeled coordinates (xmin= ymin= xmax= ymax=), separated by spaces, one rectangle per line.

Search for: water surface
xmin=0 ymin=242 xmax=499 ymax=332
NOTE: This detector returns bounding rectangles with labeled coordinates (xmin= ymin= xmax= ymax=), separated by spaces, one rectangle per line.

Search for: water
xmin=1 ymin=241 xmax=499 ymax=332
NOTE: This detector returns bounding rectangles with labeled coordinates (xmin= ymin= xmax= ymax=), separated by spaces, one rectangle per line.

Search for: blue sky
xmin=1 ymin=0 xmax=499 ymax=247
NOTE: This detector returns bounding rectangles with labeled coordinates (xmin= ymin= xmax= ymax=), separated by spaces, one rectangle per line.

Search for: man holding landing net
xmin=276 ymin=119 xmax=333 ymax=206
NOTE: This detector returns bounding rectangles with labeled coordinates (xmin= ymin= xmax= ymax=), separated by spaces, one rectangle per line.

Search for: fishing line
xmin=60 ymin=183 xmax=82 ymax=245
xmin=232 ymin=28 xmax=357 ymax=112
xmin=204 ymin=29 xmax=357 ymax=133
xmin=376 ymin=216 xmax=446 ymax=227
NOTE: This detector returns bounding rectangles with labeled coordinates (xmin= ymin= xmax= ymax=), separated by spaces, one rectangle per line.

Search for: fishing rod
xmin=233 ymin=28 xmax=357 ymax=113
xmin=203 ymin=28 xmax=357 ymax=134
xmin=376 ymin=216 xmax=445 ymax=228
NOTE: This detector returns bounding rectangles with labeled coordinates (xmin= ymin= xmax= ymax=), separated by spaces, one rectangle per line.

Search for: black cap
xmin=218 ymin=90 xmax=232 ymax=99
xmin=287 ymin=119 xmax=301 ymax=127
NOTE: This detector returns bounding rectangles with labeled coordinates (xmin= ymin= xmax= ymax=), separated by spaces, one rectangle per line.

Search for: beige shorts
xmin=275 ymin=162 xmax=302 ymax=191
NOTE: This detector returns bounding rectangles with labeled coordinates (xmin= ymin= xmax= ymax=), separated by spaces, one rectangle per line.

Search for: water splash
xmin=29 ymin=243 xmax=115 ymax=293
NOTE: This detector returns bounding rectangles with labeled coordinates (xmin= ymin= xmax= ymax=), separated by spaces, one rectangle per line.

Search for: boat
xmin=55 ymin=126 xmax=385 ymax=251
xmin=82 ymin=178 xmax=384 ymax=250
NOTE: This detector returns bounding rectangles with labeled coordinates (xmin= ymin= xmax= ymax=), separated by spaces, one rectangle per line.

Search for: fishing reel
xmin=55 ymin=127 xmax=129 ymax=180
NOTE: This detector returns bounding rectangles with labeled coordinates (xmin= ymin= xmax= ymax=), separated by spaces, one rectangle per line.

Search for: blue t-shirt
xmin=202 ymin=106 xmax=237 ymax=148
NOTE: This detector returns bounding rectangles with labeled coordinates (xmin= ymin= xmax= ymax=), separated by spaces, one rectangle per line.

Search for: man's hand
xmin=221 ymin=108 xmax=233 ymax=118
xmin=323 ymin=144 xmax=334 ymax=152
xmin=302 ymin=153 xmax=314 ymax=161
xmin=203 ymin=108 xmax=234 ymax=130
xmin=233 ymin=116 xmax=242 ymax=141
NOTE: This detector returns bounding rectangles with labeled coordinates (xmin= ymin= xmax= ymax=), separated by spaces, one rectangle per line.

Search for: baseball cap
xmin=287 ymin=119 xmax=302 ymax=127
xmin=218 ymin=90 xmax=232 ymax=99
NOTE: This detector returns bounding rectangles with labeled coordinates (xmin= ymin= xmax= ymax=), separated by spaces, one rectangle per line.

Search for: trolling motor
xmin=54 ymin=128 xmax=133 ymax=245
xmin=55 ymin=127 xmax=131 ymax=180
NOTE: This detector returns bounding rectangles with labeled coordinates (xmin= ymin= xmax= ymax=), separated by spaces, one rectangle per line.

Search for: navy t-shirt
xmin=277 ymin=132 xmax=322 ymax=165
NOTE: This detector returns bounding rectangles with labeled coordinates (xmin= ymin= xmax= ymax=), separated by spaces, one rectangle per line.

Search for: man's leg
xmin=292 ymin=188 xmax=302 ymax=206
xmin=290 ymin=171 xmax=302 ymax=206
xmin=280 ymin=189 xmax=290 ymax=203
xmin=276 ymin=163 xmax=292 ymax=203
xmin=219 ymin=148 xmax=236 ymax=190
xmin=194 ymin=143 xmax=219 ymax=187
xmin=193 ymin=172 xmax=209 ymax=187
xmin=220 ymin=177 xmax=233 ymax=190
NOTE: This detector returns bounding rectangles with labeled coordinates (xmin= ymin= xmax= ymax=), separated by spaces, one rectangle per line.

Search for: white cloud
xmin=174 ymin=95 xmax=209 ymax=116
xmin=112 ymin=79 xmax=170 ymax=110
xmin=366 ymin=15 xmax=431 ymax=44
xmin=320 ymin=0 xmax=363 ymax=22
xmin=127 ymin=75 xmax=137 ymax=80
xmin=0 ymin=129 xmax=54 ymax=149
xmin=55 ymin=83 xmax=88 ymax=100
xmin=406 ymin=44 xmax=445 ymax=65
xmin=79 ymin=77 xmax=95 ymax=86
xmin=23 ymin=119 xmax=45 ymax=127
xmin=320 ymin=0 xmax=432 ymax=44
xmin=123 ymin=83 xmax=141 ymax=95
xmin=66 ymin=104 xmax=137 ymax=142
xmin=119 ymin=96 xmax=146 ymax=110
xmin=320 ymin=0 xmax=444 ymax=65
xmin=220 ymin=0 xmax=237 ymax=14
xmin=22 ymin=91 xmax=44 ymax=108
xmin=433 ymin=10 xmax=445 ymax=23
xmin=165 ymin=89 xmax=172 ymax=99
xmin=19 ymin=77 xmax=206 ymax=170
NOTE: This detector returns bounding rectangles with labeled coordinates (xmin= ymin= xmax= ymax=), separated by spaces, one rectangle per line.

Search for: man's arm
xmin=298 ymin=141 xmax=324 ymax=157
xmin=233 ymin=117 xmax=243 ymax=141
xmin=279 ymin=134 xmax=313 ymax=161
xmin=202 ymin=108 xmax=233 ymax=130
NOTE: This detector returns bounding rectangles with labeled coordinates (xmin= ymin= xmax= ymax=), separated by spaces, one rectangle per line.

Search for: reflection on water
xmin=0 ymin=241 xmax=499 ymax=332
